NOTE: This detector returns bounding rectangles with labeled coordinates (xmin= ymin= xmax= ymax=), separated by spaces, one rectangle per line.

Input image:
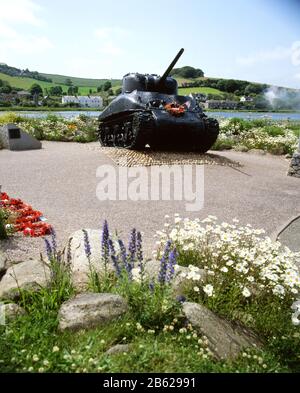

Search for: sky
xmin=0 ymin=0 xmax=300 ymax=88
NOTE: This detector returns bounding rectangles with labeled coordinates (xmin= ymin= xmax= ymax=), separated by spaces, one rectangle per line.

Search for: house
xmin=62 ymin=95 xmax=103 ymax=108
xmin=17 ymin=91 xmax=31 ymax=98
xmin=203 ymin=100 xmax=238 ymax=110
xmin=240 ymin=96 xmax=253 ymax=102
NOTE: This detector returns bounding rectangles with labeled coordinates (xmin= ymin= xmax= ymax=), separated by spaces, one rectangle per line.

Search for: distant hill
xmin=1 ymin=63 xmax=299 ymax=100
xmin=0 ymin=64 xmax=121 ymax=95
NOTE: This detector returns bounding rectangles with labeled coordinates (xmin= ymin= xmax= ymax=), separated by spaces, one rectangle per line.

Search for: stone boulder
xmin=0 ymin=260 xmax=50 ymax=300
xmin=106 ymin=344 xmax=132 ymax=356
xmin=1 ymin=303 xmax=26 ymax=322
xmin=288 ymin=152 xmax=300 ymax=178
xmin=183 ymin=302 xmax=262 ymax=360
xmin=0 ymin=250 xmax=7 ymax=276
xmin=143 ymin=260 xmax=207 ymax=296
xmin=58 ymin=293 xmax=128 ymax=332
xmin=65 ymin=229 xmax=116 ymax=291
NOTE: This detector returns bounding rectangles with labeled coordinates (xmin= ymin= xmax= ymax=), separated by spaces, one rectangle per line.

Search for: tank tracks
xmin=99 ymin=111 xmax=219 ymax=152
xmin=99 ymin=111 xmax=154 ymax=149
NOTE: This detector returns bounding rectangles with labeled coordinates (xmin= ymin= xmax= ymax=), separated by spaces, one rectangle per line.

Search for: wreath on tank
xmin=164 ymin=102 xmax=186 ymax=117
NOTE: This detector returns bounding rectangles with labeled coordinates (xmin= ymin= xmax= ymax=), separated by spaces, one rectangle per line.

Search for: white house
xmin=62 ymin=95 xmax=103 ymax=108
xmin=240 ymin=96 xmax=253 ymax=102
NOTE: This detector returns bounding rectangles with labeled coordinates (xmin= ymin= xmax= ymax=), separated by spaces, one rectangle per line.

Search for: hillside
xmin=0 ymin=64 xmax=122 ymax=95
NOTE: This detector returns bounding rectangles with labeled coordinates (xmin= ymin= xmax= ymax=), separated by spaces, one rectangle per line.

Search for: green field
xmin=0 ymin=71 xmax=122 ymax=95
xmin=178 ymin=86 xmax=224 ymax=97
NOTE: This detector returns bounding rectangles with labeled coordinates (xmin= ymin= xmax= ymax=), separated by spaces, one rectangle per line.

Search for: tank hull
xmin=98 ymin=91 xmax=219 ymax=152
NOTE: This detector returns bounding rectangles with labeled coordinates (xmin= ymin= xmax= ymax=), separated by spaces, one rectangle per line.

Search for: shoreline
xmin=0 ymin=107 xmax=300 ymax=114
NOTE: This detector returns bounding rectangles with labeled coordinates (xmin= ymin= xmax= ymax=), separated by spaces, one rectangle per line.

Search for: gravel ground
xmin=0 ymin=141 xmax=299 ymax=262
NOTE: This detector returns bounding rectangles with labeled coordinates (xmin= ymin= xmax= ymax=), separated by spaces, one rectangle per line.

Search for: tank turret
xmin=98 ymin=49 xmax=219 ymax=151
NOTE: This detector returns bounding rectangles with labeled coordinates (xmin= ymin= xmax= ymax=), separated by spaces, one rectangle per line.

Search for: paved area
xmin=0 ymin=141 xmax=300 ymax=262
xmin=278 ymin=217 xmax=300 ymax=252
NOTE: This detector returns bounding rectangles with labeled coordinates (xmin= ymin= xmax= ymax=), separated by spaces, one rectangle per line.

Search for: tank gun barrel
xmin=159 ymin=48 xmax=184 ymax=84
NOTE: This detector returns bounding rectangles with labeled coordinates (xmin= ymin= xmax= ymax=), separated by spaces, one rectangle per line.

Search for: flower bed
xmin=0 ymin=192 xmax=52 ymax=237
xmin=0 ymin=113 xmax=299 ymax=154
xmin=213 ymin=118 xmax=299 ymax=155
xmin=0 ymin=113 xmax=98 ymax=143
xmin=1 ymin=217 xmax=300 ymax=372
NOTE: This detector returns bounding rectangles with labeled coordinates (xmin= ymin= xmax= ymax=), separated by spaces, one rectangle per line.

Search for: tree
xmin=97 ymin=85 xmax=103 ymax=92
xmin=30 ymin=83 xmax=43 ymax=96
xmin=67 ymin=86 xmax=78 ymax=95
xmin=0 ymin=85 xmax=12 ymax=94
xmin=170 ymin=66 xmax=204 ymax=79
xmin=65 ymin=78 xmax=73 ymax=86
xmin=103 ymin=81 xmax=112 ymax=91
xmin=49 ymin=86 xmax=63 ymax=96
xmin=115 ymin=87 xmax=122 ymax=95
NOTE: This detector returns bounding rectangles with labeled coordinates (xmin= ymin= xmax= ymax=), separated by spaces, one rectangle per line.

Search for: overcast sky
xmin=0 ymin=0 xmax=300 ymax=88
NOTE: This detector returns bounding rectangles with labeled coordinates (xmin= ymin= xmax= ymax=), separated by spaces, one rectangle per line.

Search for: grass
xmin=0 ymin=72 xmax=121 ymax=95
xmin=178 ymin=86 xmax=224 ymax=97
xmin=1 ymin=222 xmax=299 ymax=373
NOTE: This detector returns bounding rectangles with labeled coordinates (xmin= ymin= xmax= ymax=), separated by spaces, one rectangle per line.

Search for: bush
xmin=215 ymin=118 xmax=299 ymax=155
xmin=155 ymin=215 xmax=300 ymax=369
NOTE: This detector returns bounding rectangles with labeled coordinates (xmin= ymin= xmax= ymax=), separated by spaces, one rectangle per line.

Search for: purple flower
xmin=118 ymin=239 xmax=127 ymax=267
xmin=128 ymin=228 xmax=137 ymax=263
xmin=82 ymin=229 xmax=91 ymax=260
xmin=51 ymin=228 xmax=57 ymax=255
xmin=109 ymin=239 xmax=121 ymax=276
xmin=136 ymin=231 xmax=144 ymax=276
xmin=44 ymin=238 xmax=53 ymax=261
xmin=127 ymin=228 xmax=137 ymax=276
xmin=102 ymin=220 xmax=109 ymax=265
xmin=149 ymin=282 xmax=155 ymax=293
xmin=158 ymin=240 xmax=172 ymax=284
xmin=166 ymin=248 xmax=178 ymax=283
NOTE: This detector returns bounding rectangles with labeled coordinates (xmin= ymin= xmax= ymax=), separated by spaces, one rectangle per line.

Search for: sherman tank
xmin=98 ymin=48 xmax=219 ymax=151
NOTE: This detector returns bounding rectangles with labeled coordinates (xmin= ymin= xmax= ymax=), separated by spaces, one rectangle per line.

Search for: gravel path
xmin=0 ymin=142 xmax=299 ymax=262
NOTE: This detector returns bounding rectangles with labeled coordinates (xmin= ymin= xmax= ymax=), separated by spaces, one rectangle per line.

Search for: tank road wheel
xmin=122 ymin=121 xmax=135 ymax=148
xmin=99 ymin=124 xmax=114 ymax=147
xmin=197 ymin=117 xmax=219 ymax=153
xmin=129 ymin=112 xmax=154 ymax=150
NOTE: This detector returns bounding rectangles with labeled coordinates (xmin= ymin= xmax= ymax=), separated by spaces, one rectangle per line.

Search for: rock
xmin=143 ymin=260 xmax=207 ymax=296
xmin=1 ymin=303 xmax=26 ymax=322
xmin=58 ymin=293 xmax=128 ymax=332
xmin=0 ymin=124 xmax=42 ymax=151
xmin=0 ymin=260 xmax=50 ymax=300
xmin=106 ymin=344 xmax=132 ymax=356
xmin=288 ymin=152 xmax=300 ymax=178
xmin=65 ymin=229 xmax=116 ymax=290
xmin=182 ymin=302 xmax=262 ymax=360
xmin=0 ymin=250 xmax=7 ymax=276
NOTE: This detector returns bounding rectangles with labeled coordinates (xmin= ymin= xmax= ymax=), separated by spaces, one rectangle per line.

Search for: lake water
xmin=10 ymin=110 xmax=300 ymax=121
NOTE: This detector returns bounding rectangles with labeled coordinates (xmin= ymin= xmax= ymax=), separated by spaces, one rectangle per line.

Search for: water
xmin=8 ymin=110 xmax=300 ymax=121
xmin=15 ymin=111 xmax=101 ymax=119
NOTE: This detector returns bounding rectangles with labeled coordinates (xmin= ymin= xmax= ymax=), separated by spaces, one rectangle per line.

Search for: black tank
xmin=98 ymin=49 xmax=219 ymax=152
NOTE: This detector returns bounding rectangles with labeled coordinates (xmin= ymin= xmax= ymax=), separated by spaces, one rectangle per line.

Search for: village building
xmin=62 ymin=95 xmax=103 ymax=108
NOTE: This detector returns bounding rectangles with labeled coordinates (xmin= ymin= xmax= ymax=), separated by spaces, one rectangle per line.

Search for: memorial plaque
xmin=8 ymin=128 xmax=21 ymax=139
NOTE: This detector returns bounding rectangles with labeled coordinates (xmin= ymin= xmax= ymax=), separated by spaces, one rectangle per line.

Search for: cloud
xmin=0 ymin=0 xmax=43 ymax=26
xmin=94 ymin=27 xmax=130 ymax=56
xmin=236 ymin=46 xmax=292 ymax=66
xmin=295 ymin=73 xmax=300 ymax=80
xmin=0 ymin=0 xmax=53 ymax=58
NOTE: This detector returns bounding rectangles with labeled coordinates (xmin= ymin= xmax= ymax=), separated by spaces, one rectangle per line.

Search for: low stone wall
xmin=288 ymin=139 xmax=300 ymax=178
